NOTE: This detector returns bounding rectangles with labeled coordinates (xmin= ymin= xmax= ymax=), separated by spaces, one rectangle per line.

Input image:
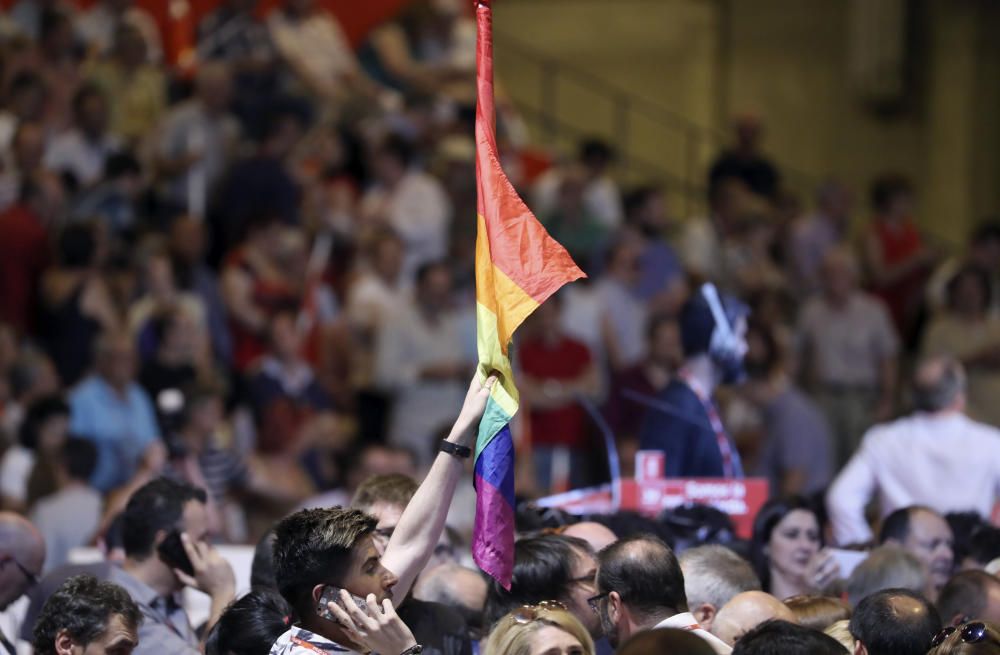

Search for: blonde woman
xmin=483 ymin=602 xmax=595 ymax=655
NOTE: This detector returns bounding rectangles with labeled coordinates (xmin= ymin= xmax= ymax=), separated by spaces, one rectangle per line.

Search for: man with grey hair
xmin=679 ymin=545 xmax=761 ymax=632
xmin=413 ymin=564 xmax=488 ymax=637
xmin=827 ymin=356 xmax=1000 ymax=545
xmin=846 ymin=545 xmax=926 ymax=607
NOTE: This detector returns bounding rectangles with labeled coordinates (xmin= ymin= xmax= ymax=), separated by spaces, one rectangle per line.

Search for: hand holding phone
xmin=157 ymin=529 xmax=195 ymax=577
xmin=317 ymin=585 xmax=369 ymax=623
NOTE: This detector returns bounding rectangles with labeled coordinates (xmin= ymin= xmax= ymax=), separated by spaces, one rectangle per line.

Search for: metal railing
xmin=493 ymin=29 xmax=820 ymax=214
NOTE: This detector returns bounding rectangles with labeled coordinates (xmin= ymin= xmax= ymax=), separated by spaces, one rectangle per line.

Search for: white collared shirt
xmin=827 ymin=411 xmax=1000 ymax=545
xmin=653 ymin=612 xmax=733 ymax=654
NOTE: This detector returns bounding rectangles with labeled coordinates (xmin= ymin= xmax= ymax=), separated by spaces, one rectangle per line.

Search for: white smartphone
xmin=828 ymin=548 xmax=869 ymax=578
xmin=316 ymin=586 xmax=370 ymax=623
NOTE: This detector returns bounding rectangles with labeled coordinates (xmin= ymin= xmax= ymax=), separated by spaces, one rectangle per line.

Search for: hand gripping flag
xmin=472 ymin=0 xmax=586 ymax=589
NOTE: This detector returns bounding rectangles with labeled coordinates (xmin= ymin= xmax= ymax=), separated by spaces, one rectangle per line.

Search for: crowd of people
xmin=1 ymin=0 xmax=1000 ymax=654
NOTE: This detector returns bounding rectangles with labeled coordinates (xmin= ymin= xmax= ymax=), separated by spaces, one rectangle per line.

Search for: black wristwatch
xmin=399 ymin=645 xmax=423 ymax=655
xmin=439 ymin=440 xmax=472 ymax=459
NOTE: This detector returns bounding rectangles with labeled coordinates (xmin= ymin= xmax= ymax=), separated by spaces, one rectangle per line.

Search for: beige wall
xmin=492 ymin=0 xmax=1000 ymax=242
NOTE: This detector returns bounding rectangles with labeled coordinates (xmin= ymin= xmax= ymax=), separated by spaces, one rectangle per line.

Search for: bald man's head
xmin=912 ymin=356 xmax=965 ymax=413
xmin=849 ymin=589 xmax=941 ymax=655
xmin=711 ymin=591 xmax=797 ymax=645
xmin=563 ymin=522 xmax=618 ymax=553
xmin=414 ymin=564 xmax=488 ymax=632
xmin=0 ymin=512 xmax=45 ymax=610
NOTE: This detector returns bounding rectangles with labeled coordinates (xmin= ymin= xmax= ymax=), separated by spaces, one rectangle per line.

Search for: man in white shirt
xmin=361 ymin=135 xmax=452 ymax=281
xmin=44 ymin=84 xmax=121 ymax=189
xmin=593 ymin=535 xmax=732 ymax=654
xmin=374 ymin=262 xmax=471 ymax=465
xmin=827 ymin=356 xmax=1000 ymax=546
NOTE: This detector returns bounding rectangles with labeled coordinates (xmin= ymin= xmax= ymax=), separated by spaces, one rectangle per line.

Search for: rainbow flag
xmin=472 ymin=0 xmax=585 ymax=589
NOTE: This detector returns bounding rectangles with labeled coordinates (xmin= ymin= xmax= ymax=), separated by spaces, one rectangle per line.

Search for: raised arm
xmin=381 ymin=374 xmax=495 ymax=602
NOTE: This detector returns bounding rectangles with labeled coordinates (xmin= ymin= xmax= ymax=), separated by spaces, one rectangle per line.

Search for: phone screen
xmin=316 ymin=586 xmax=370 ymax=622
xmin=157 ymin=530 xmax=195 ymax=577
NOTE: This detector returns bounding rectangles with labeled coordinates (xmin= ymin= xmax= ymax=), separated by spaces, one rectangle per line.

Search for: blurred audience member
xmin=743 ymin=321 xmax=834 ymax=498
xmin=84 ymin=23 xmax=166 ymax=143
xmin=862 ymin=173 xmax=938 ymax=343
xmin=595 ymin=240 xmax=647 ymax=371
xmin=414 ymin=564 xmax=488 ymax=640
xmin=937 ymin=571 xmax=1000 ymax=628
xmin=788 ymin=180 xmax=852 ymax=296
xmin=845 ymin=545 xmax=926 ymax=608
xmin=827 ymin=358 xmax=1000 ymax=546
xmin=69 ymin=332 xmax=165 ymax=493
xmin=39 ymin=223 xmax=118 ymax=385
xmin=374 ymin=261 xmax=470 ymax=465
xmin=923 ymin=267 xmax=1000 ymax=426
xmin=879 ymin=506 xmax=955 ymax=602
xmin=542 ymin=168 xmax=607 ymax=274
xmin=622 ymin=185 xmax=685 ymax=303
xmin=604 ymin=314 xmax=682 ymax=458
xmin=221 ymin=212 xmax=298 ymax=372
xmin=0 ymin=174 xmax=62 ymax=334
xmin=0 ymin=394 xmax=69 ymax=512
xmin=679 ymin=545 xmax=761 ymax=633
xmin=0 ymin=512 xmax=45 ymax=633
xmin=709 ymin=115 xmax=780 ymax=202
xmin=30 ymin=437 xmax=100 ymax=574
xmin=76 ymin=0 xmax=161 ymax=61
xmin=157 ymin=62 xmax=240 ymax=218
xmin=246 ymin=310 xmax=332 ymax=455
xmin=927 ymin=221 xmax=1000 ymax=317
xmin=534 ymin=139 xmax=624 ymax=232
xmin=797 ymin=247 xmax=899 ymax=467
xmin=44 ymin=83 xmax=120 ymax=189
xmin=207 ymin=588 xmax=291 ymax=655
xmin=518 ymin=298 xmax=600 ymax=493
xmin=268 ymin=0 xmax=372 ymax=102
xmin=617 ymin=628 xmax=716 ymax=655
xmin=361 ymin=134 xmax=451 ymax=279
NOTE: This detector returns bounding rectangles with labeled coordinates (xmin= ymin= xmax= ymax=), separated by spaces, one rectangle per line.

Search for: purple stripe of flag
xmin=472 ymin=423 xmax=516 ymax=589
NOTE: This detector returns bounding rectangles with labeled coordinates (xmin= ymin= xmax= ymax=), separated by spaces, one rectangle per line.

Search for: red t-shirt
xmin=0 ymin=204 xmax=49 ymax=333
xmin=518 ymin=335 xmax=592 ymax=449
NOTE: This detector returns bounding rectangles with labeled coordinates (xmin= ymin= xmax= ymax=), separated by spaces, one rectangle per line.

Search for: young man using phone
xmin=110 ymin=477 xmax=236 ymax=655
xmin=270 ymin=375 xmax=495 ymax=655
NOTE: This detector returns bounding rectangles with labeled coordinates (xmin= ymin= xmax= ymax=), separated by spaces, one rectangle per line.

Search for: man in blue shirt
xmin=638 ymin=285 xmax=748 ymax=478
xmin=70 ymin=332 xmax=165 ymax=492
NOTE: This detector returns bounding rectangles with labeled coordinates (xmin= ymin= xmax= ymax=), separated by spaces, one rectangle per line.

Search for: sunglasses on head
xmin=509 ymin=601 xmax=567 ymax=624
xmin=931 ymin=622 xmax=989 ymax=648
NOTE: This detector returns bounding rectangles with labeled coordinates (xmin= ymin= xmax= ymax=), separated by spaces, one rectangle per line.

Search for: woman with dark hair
xmin=207 ymin=589 xmax=293 ymax=655
xmin=750 ymin=497 xmax=841 ymax=600
xmin=922 ymin=265 xmax=1000 ymax=426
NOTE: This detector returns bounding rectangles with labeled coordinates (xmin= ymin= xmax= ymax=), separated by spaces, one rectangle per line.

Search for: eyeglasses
xmin=1 ymin=555 xmax=38 ymax=588
xmin=586 ymin=592 xmax=610 ymax=614
xmin=931 ymin=622 xmax=989 ymax=648
xmin=509 ymin=601 xmax=567 ymax=624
